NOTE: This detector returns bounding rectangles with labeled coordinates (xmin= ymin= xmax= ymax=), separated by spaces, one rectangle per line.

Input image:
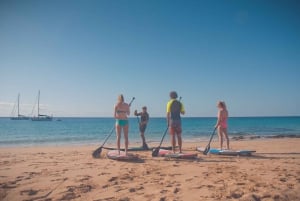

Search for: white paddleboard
xmin=158 ymin=149 xmax=197 ymax=159
xmin=106 ymin=150 xmax=139 ymax=161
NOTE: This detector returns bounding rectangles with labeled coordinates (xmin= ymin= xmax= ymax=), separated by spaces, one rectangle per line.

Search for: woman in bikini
xmin=215 ymin=101 xmax=229 ymax=150
xmin=114 ymin=94 xmax=130 ymax=155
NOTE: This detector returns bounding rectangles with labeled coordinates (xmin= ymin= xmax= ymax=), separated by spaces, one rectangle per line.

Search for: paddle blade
xmin=152 ymin=148 xmax=159 ymax=157
xmin=203 ymin=145 xmax=210 ymax=155
xmin=92 ymin=147 xmax=102 ymax=158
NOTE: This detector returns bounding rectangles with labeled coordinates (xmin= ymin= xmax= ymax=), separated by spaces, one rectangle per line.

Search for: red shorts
xmin=169 ymin=126 xmax=182 ymax=135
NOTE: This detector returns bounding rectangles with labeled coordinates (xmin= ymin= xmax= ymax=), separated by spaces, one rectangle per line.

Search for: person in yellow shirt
xmin=166 ymin=91 xmax=185 ymax=153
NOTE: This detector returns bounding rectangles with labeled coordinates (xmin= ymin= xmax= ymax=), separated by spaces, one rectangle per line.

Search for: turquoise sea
xmin=0 ymin=116 xmax=300 ymax=147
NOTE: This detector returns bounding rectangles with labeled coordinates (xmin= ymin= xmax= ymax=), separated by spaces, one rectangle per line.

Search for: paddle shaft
xmin=207 ymin=127 xmax=217 ymax=146
xmin=158 ymin=126 xmax=169 ymax=148
xmin=203 ymin=127 xmax=217 ymax=155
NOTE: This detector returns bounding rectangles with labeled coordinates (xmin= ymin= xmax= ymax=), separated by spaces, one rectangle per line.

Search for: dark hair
xmin=169 ymin=91 xmax=178 ymax=99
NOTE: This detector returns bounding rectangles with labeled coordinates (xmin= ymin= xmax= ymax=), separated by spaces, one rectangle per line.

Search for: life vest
xmin=170 ymin=100 xmax=181 ymax=121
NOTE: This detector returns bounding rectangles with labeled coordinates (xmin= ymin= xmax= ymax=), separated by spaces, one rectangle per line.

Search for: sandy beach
xmin=0 ymin=138 xmax=299 ymax=201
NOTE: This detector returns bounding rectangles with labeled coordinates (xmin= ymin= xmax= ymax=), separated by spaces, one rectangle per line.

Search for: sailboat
xmin=10 ymin=93 xmax=30 ymax=120
xmin=31 ymin=90 xmax=53 ymax=121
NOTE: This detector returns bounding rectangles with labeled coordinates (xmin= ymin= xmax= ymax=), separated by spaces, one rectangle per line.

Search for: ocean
xmin=0 ymin=116 xmax=300 ymax=147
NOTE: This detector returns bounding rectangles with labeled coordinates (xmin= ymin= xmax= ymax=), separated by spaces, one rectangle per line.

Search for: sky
xmin=0 ymin=0 xmax=299 ymax=117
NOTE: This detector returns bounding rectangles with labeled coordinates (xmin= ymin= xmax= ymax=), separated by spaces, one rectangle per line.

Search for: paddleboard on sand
xmin=103 ymin=146 xmax=173 ymax=151
xmin=106 ymin=150 xmax=139 ymax=161
xmin=157 ymin=149 xmax=197 ymax=159
xmin=196 ymin=147 xmax=256 ymax=156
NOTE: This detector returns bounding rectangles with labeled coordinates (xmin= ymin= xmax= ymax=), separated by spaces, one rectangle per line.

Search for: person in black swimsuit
xmin=134 ymin=106 xmax=149 ymax=149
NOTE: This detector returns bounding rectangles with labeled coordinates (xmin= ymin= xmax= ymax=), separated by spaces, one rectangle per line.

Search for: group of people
xmin=114 ymin=91 xmax=229 ymax=155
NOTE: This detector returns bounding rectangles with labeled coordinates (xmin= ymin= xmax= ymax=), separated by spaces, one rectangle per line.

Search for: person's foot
xmin=143 ymin=143 xmax=149 ymax=150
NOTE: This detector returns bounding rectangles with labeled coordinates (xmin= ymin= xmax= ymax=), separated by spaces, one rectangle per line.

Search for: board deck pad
xmin=197 ymin=147 xmax=255 ymax=156
xmin=106 ymin=150 xmax=139 ymax=160
xmin=158 ymin=149 xmax=197 ymax=159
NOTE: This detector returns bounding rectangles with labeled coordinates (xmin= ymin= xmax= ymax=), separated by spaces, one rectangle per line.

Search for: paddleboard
xmin=157 ymin=149 xmax=197 ymax=159
xmin=197 ymin=147 xmax=255 ymax=156
xmin=103 ymin=146 xmax=173 ymax=151
xmin=106 ymin=150 xmax=139 ymax=161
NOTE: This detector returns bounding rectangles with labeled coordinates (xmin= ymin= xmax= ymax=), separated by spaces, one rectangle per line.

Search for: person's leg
xmin=170 ymin=127 xmax=176 ymax=153
xmin=177 ymin=127 xmax=182 ymax=153
xmin=177 ymin=134 xmax=182 ymax=153
xmin=218 ymin=126 xmax=223 ymax=150
xmin=223 ymin=128 xmax=229 ymax=149
xmin=116 ymin=125 xmax=121 ymax=154
xmin=124 ymin=124 xmax=129 ymax=155
xmin=140 ymin=125 xmax=147 ymax=147
xmin=141 ymin=132 xmax=146 ymax=145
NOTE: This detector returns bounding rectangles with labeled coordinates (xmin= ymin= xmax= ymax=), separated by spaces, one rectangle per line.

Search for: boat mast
xmin=37 ymin=90 xmax=40 ymax=117
xmin=17 ymin=93 xmax=20 ymax=117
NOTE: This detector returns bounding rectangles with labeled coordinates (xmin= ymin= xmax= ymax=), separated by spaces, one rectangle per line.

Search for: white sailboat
xmin=31 ymin=90 xmax=53 ymax=121
xmin=10 ymin=93 xmax=30 ymax=120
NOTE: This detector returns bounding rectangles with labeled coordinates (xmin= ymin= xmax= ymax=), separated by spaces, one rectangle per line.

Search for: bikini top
xmin=116 ymin=110 xmax=127 ymax=114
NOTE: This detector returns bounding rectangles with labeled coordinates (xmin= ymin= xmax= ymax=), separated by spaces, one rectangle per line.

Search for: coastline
xmin=0 ymin=133 xmax=299 ymax=148
xmin=1 ymin=138 xmax=300 ymax=201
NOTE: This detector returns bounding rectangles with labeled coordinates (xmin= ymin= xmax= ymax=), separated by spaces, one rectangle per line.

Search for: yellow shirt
xmin=166 ymin=99 xmax=185 ymax=113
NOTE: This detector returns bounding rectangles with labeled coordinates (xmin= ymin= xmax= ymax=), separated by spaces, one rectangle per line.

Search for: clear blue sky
xmin=0 ymin=0 xmax=299 ymax=117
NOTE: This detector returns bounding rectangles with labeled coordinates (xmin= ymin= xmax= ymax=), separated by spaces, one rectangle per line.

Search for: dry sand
xmin=0 ymin=138 xmax=299 ymax=201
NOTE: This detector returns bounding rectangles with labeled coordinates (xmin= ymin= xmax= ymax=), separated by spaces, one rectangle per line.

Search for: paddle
xmin=203 ymin=127 xmax=217 ymax=155
xmin=152 ymin=126 xmax=169 ymax=157
xmin=92 ymin=97 xmax=135 ymax=158
xmin=152 ymin=97 xmax=182 ymax=157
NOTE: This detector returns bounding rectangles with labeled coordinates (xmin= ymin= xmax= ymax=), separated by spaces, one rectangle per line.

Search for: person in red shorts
xmin=166 ymin=91 xmax=185 ymax=153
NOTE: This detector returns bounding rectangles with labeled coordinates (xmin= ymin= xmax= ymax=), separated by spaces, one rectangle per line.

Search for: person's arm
xmin=114 ymin=105 xmax=117 ymax=119
xmin=180 ymin=103 xmax=185 ymax=115
xmin=134 ymin=110 xmax=142 ymax=116
xmin=166 ymin=101 xmax=171 ymax=126
xmin=215 ymin=110 xmax=221 ymax=128
xmin=126 ymin=104 xmax=130 ymax=116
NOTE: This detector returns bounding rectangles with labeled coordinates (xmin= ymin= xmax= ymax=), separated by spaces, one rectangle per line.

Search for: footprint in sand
xmin=1 ymin=181 xmax=18 ymax=189
xmin=77 ymin=175 xmax=92 ymax=182
xmin=20 ymin=189 xmax=39 ymax=196
xmin=159 ymin=197 xmax=166 ymax=201
xmin=108 ymin=176 xmax=118 ymax=182
xmin=173 ymin=187 xmax=180 ymax=193
xmin=229 ymin=188 xmax=244 ymax=199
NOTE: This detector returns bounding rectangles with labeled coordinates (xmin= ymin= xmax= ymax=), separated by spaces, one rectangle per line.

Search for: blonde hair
xmin=118 ymin=94 xmax=124 ymax=103
xmin=218 ymin=101 xmax=227 ymax=109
